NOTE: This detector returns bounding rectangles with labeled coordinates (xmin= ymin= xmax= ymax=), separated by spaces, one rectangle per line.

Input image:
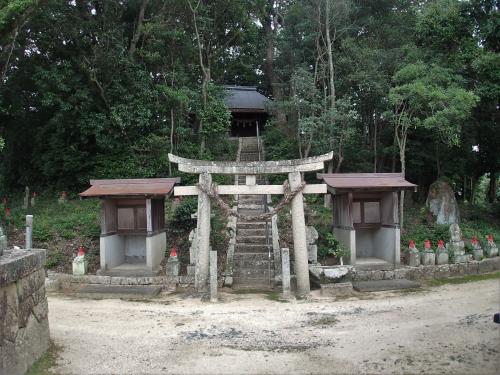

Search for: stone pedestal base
xmin=421 ymin=252 xmax=435 ymax=266
xmin=485 ymin=246 xmax=498 ymax=258
xmin=436 ymin=252 xmax=449 ymax=265
xmin=72 ymin=259 xmax=88 ymax=275
xmin=320 ymin=282 xmax=354 ymax=297
xmin=473 ymin=249 xmax=483 ymax=261
xmin=405 ymin=252 xmax=420 ymax=267
xmin=166 ymin=258 xmax=180 ymax=276
xmin=453 ymin=254 xmax=469 ymax=263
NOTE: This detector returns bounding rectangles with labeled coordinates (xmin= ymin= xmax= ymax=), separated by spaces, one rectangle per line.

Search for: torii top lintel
xmin=168 ymin=152 xmax=333 ymax=174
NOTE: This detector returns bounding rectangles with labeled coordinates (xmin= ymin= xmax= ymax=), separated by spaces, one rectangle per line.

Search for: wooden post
xmin=288 ymin=171 xmax=310 ymax=296
xmin=25 ymin=215 xmax=33 ymax=250
xmin=195 ymin=172 xmax=212 ymax=291
xmin=146 ymin=198 xmax=152 ymax=235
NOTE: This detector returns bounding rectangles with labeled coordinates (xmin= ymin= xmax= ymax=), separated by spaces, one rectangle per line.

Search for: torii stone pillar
xmin=289 ymin=171 xmax=310 ymax=296
xmin=195 ymin=172 xmax=212 ymax=290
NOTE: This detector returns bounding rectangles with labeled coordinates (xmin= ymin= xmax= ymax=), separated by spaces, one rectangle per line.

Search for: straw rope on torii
xmin=197 ymin=179 xmax=306 ymax=221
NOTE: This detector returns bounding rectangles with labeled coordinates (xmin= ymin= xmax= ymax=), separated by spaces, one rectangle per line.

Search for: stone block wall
xmin=0 ymin=249 xmax=49 ymax=375
xmin=353 ymin=257 xmax=500 ymax=282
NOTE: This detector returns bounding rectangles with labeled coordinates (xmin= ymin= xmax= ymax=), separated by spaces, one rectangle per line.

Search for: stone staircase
xmin=232 ymin=137 xmax=274 ymax=290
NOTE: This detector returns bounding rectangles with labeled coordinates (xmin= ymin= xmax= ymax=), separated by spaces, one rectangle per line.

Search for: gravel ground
xmin=48 ymin=279 xmax=500 ymax=374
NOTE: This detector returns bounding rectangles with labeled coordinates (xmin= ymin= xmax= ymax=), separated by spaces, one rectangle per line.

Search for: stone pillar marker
xmin=0 ymin=226 xmax=7 ymax=256
xmin=25 ymin=215 xmax=33 ymax=250
xmin=210 ymin=249 xmax=217 ymax=302
xmin=23 ymin=186 xmax=30 ymax=209
xmin=195 ymin=172 xmax=212 ymax=291
xmin=281 ymin=247 xmax=291 ymax=298
xmin=288 ymin=171 xmax=310 ymax=296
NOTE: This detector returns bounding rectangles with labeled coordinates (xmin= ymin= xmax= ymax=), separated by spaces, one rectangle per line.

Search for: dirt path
xmin=48 ymin=279 xmax=500 ymax=374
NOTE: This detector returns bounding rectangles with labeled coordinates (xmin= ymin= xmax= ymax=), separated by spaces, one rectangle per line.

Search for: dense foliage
xmin=0 ymin=0 xmax=498 ymax=204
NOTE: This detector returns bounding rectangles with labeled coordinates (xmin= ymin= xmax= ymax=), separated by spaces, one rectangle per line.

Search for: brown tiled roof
xmin=319 ymin=173 xmax=416 ymax=190
xmin=79 ymin=178 xmax=180 ymax=198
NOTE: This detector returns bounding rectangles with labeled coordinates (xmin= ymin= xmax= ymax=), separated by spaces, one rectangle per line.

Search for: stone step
xmin=233 ymin=259 xmax=273 ymax=269
xmin=240 ymin=146 xmax=259 ymax=152
xmin=237 ymin=228 xmax=266 ymax=236
xmin=236 ymin=235 xmax=268 ymax=244
xmin=238 ymin=194 xmax=264 ymax=200
xmin=352 ymin=279 xmax=421 ymax=292
xmin=237 ymin=208 xmax=265 ymax=215
xmin=232 ymin=278 xmax=273 ymax=290
xmin=233 ymin=268 xmax=273 ymax=278
xmin=238 ymin=200 xmax=265 ymax=206
xmin=235 ymin=244 xmax=271 ymax=253
xmin=237 ymin=204 xmax=266 ymax=210
xmin=241 ymin=143 xmax=259 ymax=147
xmin=239 ymin=154 xmax=260 ymax=161
xmin=238 ymin=196 xmax=265 ymax=202
xmin=237 ymin=221 xmax=268 ymax=228
xmin=76 ymin=285 xmax=161 ymax=299
xmin=233 ymin=252 xmax=269 ymax=261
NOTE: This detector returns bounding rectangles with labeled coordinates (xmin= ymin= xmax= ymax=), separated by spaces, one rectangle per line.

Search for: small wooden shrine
xmin=80 ymin=178 xmax=180 ymax=276
xmin=224 ymin=86 xmax=270 ymax=137
xmin=319 ymin=173 xmax=416 ymax=270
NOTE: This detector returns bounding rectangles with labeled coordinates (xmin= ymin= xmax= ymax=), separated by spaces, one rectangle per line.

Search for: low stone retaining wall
xmin=353 ymin=257 xmax=500 ymax=281
xmin=47 ymin=272 xmax=193 ymax=292
xmin=0 ymin=249 xmax=49 ymax=375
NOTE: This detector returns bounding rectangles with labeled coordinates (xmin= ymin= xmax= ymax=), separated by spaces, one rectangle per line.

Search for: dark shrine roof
xmin=319 ymin=173 xmax=416 ymax=191
xmin=224 ymin=86 xmax=270 ymax=112
xmin=79 ymin=178 xmax=180 ymax=198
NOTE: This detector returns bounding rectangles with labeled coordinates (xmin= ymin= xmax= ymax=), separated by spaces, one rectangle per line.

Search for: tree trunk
xmin=471 ymin=176 xmax=478 ymax=205
xmin=324 ymin=161 xmax=333 ymax=208
xmin=435 ymin=142 xmax=442 ymax=178
xmin=129 ymin=0 xmax=149 ymax=59
xmin=263 ymin=1 xmax=286 ymax=128
xmin=488 ymin=172 xmax=498 ymax=203
xmin=399 ymin=146 xmax=406 ymax=230
xmin=1 ymin=26 xmax=18 ymax=83
xmin=325 ymin=0 xmax=336 ymax=107
xmin=169 ymin=108 xmax=174 ymax=176
xmin=391 ymin=133 xmax=397 ymax=172
xmin=187 ymin=0 xmax=209 ymax=155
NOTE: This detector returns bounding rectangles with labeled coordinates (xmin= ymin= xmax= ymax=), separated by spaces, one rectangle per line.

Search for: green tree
xmin=388 ymin=62 xmax=479 ymax=226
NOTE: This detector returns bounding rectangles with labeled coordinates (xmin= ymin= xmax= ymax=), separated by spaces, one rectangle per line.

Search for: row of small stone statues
xmin=404 ymin=223 xmax=498 ymax=267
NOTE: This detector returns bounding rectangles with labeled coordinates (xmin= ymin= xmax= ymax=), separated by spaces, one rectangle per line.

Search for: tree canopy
xmin=0 ymin=0 xmax=498 ymax=203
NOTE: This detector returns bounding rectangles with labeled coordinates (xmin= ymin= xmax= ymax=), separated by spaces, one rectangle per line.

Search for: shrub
xmin=173 ymin=198 xmax=197 ymax=226
xmin=46 ymin=250 xmax=64 ymax=269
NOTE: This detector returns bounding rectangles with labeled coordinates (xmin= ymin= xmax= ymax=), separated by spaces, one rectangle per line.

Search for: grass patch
xmin=26 ymin=340 xmax=62 ymax=375
xmin=308 ymin=314 xmax=338 ymax=326
xmin=264 ymin=291 xmax=290 ymax=303
xmin=428 ymin=271 xmax=500 ymax=286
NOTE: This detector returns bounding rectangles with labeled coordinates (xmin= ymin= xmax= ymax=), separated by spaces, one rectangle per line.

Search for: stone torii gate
xmin=168 ymin=152 xmax=332 ymax=296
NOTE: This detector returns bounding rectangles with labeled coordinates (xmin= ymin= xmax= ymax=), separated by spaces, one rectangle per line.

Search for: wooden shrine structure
xmin=318 ymin=173 xmax=416 ymax=270
xmin=80 ymin=178 xmax=180 ymax=276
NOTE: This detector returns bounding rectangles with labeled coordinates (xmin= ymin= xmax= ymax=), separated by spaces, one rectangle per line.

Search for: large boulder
xmin=426 ymin=180 xmax=460 ymax=224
